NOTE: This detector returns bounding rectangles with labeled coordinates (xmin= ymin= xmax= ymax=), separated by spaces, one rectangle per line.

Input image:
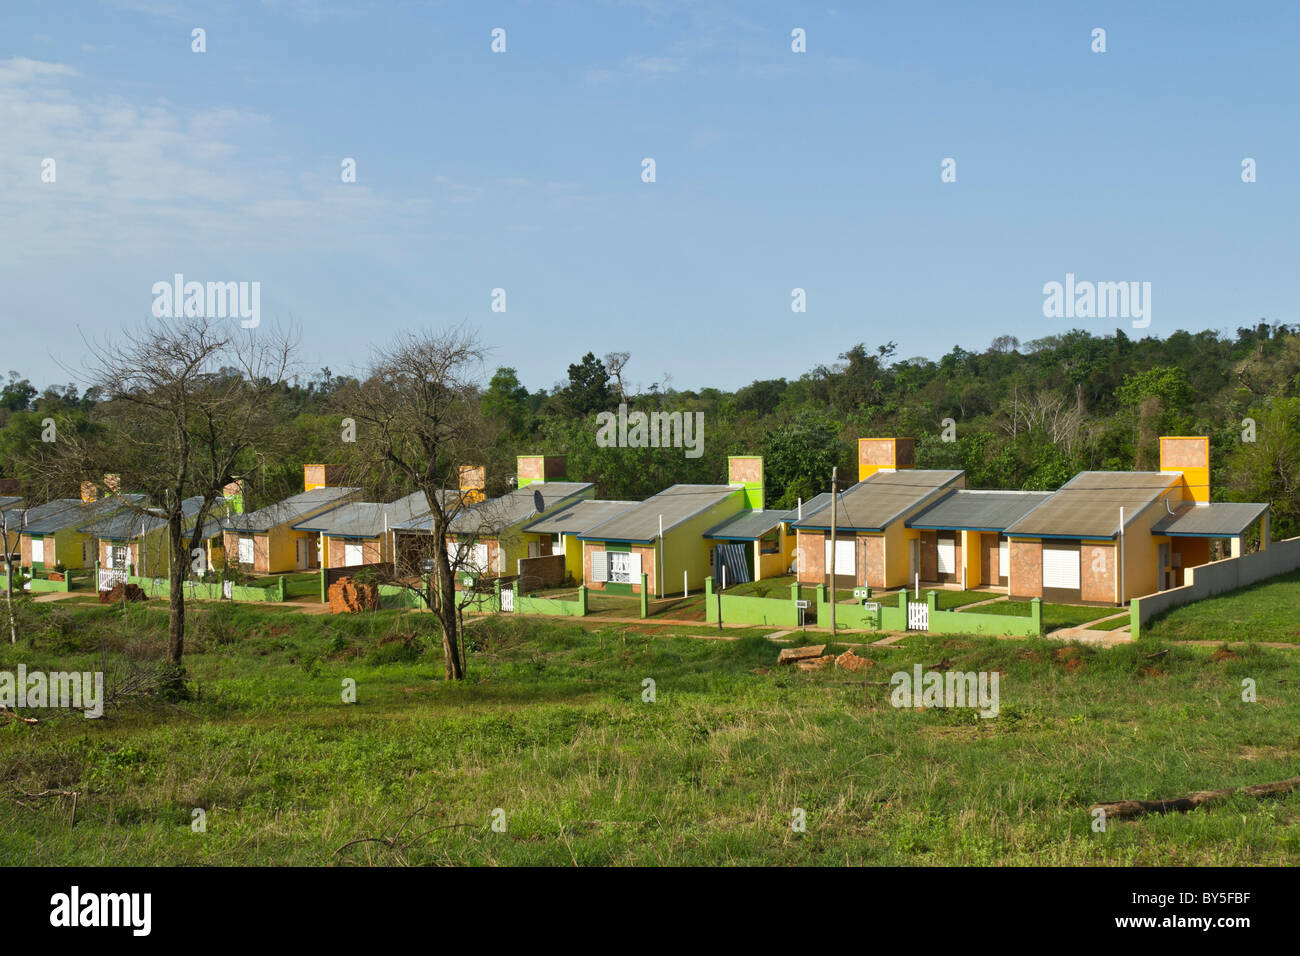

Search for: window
xmin=110 ymin=545 xmax=128 ymax=570
xmin=824 ymin=538 xmax=855 ymax=576
xmin=937 ymin=535 xmax=956 ymax=575
xmin=1042 ymin=545 xmax=1081 ymax=590
xmin=238 ymin=535 xmax=254 ymax=565
xmin=344 ymin=543 xmax=364 ymax=566
xmin=590 ymin=550 xmax=608 ymax=582
xmin=608 ymin=551 xmax=641 ymax=584
xmin=31 ymin=537 xmax=44 ymax=564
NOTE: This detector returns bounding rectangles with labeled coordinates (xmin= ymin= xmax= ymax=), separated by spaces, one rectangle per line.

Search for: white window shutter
xmin=1042 ymin=546 xmax=1080 ymax=589
xmin=937 ymin=537 xmax=956 ymax=575
xmin=591 ymin=550 xmax=608 ymax=582
xmin=628 ymin=552 xmax=642 ymax=578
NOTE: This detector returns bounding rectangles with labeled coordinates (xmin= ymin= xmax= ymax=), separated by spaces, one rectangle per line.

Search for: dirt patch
xmin=98 ymin=583 xmax=147 ymax=604
xmin=1063 ymin=658 xmax=1086 ymax=673
xmin=1209 ymin=646 xmax=1239 ymax=663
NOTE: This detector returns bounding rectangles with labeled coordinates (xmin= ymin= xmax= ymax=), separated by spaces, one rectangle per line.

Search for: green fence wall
xmin=702 ymin=577 xmax=1041 ymax=636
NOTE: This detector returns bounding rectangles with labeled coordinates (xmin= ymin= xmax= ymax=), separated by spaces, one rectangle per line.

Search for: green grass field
xmin=972 ymin=600 xmax=1114 ymax=631
xmin=3 ymin=587 xmax=1300 ymax=866
xmin=1144 ymin=570 xmax=1300 ymax=643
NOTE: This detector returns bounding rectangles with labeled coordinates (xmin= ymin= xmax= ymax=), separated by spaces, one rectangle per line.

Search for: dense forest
xmin=3 ymin=324 xmax=1299 ymax=539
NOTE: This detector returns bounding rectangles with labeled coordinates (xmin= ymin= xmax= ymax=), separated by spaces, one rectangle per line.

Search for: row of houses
xmin=511 ymin=435 xmax=1269 ymax=607
xmin=0 ymin=436 xmax=1274 ymax=610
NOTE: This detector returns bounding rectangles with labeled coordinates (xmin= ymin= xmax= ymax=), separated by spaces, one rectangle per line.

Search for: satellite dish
xmin=533 ymin=489 xmax=545 ymax=514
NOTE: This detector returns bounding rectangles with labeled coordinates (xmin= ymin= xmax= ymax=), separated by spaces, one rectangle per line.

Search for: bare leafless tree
xmin=999 ymin=389 xmax=1084 ymax=455
xmin=32 ymin=316 xmax=295 ymax=688
xmin=332 ymin=327 xmax=498 ymax=681
xmin=603 ymin=351 xmax=631 ymax=401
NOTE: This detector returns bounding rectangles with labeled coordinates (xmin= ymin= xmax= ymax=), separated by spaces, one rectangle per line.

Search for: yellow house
xmin=791 ymin=470 xmax=965 ymax=592
xmin=221 ymin=485 xmax=360 ymax=574
xmin=578 ymin=484 xmax=747 ymax=596
xmin=19 ymin=497 xmax=141 ymax=572
xmin=294 ymin=491 xmax=431 ymax=573
xmin=521 ymin=499 xmax=641 ymax=584
xmin=429 ymin=480 xmax=596 ymax=582
xmin=79 ymin=495 xmax=226 ymax=586
xmin=904 ymin=490 xmax=1052 ymax=591
xmin=1001 ymin=437 xmax=1270 ymax=605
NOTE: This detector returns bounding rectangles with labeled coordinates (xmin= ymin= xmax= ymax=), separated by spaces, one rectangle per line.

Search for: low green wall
xmin=705 ymin=577 xmax=805 ymax=627
xmin=702 ymin=577 xmax=1041 ymax=636
xmin=26 ymin=574 xmax=72 ymax=593
xmin=515 ymin=583 xmax=588 ymax=617
xmin=282 ymin=575 xmax=320 ymax=598
xmin=378 ymin=584 xmax=425 ymax=609
xmin=127 ymin=576 xmax=282 ymax=602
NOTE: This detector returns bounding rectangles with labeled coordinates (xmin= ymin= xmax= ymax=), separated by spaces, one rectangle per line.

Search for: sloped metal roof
xmin=222 ymin=486 xmax=360 ymax=533
xmin=1004 ymin=472 xmax=1178 ymax=538
xmin=22 ymin=496 xmax=147 ymax=534
xmin=1151 ymin=502 xmax=1269 ymax=537
xmin=293 ymin=491 xmax=432 ymax=538
xmin=394 ymin=482 xmax=594 ymax=536
xmin=577 ymin=484 xmax=741 ymax=543
xmin=79 ymin=496 xmax=206 ymax=539
xmin=0 ymin=497 xmax=23 ymax=513
xmin=703 ymin=509 xmax=794 ymax=539
xmin=522 ymin=499 xmax=641 ymax=535
xmin=792 ymin=470 xmax=964 ymax=533
xmin=907 ymin=490 xmax=1053 ymax=532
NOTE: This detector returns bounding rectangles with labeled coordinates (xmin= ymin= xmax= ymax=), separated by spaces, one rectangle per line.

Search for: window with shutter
xmin=590 ymin=550 xmax=608 ymax=582
xmin=344 ymin=543 xmax=364 ymax=566
xmin=937 ymin=536 xmax=956 ymax=575
xmin=238 ymin=536 xmax=254 ymax=565
xmin=1042 ymin=546 xmax=1080 ymax=590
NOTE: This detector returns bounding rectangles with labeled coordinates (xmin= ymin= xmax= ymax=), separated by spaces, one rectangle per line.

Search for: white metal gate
xmin=98 ymin=567 xmax=128 ymax=592
xmin=499 ymin=588 xmax=514 ymax=612
xmin=907 ymin=601 xmax=929 ymax=630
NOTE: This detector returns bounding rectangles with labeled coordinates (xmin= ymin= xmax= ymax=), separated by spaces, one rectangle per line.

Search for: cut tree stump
xmin=1091 ymin=775 xmax=1300 ymax=820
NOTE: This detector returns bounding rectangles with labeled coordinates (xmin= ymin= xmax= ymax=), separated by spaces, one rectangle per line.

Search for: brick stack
xmin=328 ymin=576 xmax=379 ymax=613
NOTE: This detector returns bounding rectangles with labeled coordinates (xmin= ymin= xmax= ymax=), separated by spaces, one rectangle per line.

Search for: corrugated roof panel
xmin=907 ymin=490 xmax=1053 ymax=531
xmin=792 ymin=470 xmax=963 ymax=532
xmin=703 ymin=509 xmax=794 ymax=539
xmin=523 ymin=499 xmax=641 ymax=535
xmin=1150 ymin=502 xmax=1269 ymax=537
xmin=222 ymin=486 xmax=360 ymax=532
xmin=294 ymin=491 xmax=433 ymax=538
xmin=1004 ymin=472 xmax=1178 ymax=538
xmin=578 ymin=484 xmax=741 ymax=542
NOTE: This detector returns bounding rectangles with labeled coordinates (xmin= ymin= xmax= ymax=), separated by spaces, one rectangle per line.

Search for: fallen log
xmin=1091 ymin=775 xmax=1300 ymax=820
xmin=0 ymin=707 xmax=38 ymax=724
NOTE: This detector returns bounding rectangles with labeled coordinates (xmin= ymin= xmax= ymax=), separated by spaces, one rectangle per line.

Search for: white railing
xmin=98 ymin=567 xmax=128 ymax=592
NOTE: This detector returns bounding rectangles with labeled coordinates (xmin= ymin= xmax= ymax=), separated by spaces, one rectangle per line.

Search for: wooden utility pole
xmin=829 ymin=466 xmax=837 ymax=636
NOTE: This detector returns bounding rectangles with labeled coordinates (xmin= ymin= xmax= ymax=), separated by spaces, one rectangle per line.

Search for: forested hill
xmin=3 ymin=324 xmax=1298 ymax=538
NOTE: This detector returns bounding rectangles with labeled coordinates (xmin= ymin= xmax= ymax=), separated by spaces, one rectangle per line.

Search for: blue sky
xmin=2 ymin=1 xmax=1297 ymax=394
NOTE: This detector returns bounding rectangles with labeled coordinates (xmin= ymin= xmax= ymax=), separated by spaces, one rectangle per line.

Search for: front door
xmin=1157 ymin=542 xmax=1170 ymax=591
xmin=296 ymin=537 xmax=309 ymax=570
